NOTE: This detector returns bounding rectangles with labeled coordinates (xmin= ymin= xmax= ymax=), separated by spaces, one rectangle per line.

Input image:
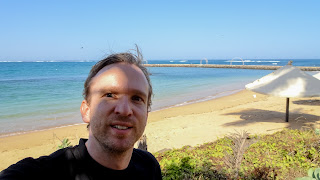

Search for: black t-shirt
xmin=0 ymin=139 xmax=162 ymax=180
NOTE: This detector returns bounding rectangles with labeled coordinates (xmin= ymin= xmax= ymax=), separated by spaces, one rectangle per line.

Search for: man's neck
xmin=85 ymin=138 xmax=133 ymax=170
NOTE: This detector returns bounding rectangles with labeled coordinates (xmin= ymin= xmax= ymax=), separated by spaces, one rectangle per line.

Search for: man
xmin=0 ymin=49 xmax=162 ymax=180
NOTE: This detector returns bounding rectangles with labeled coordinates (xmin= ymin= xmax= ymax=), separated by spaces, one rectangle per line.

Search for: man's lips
xmin=110 ymin=122 xmax=133 ymax=130
xmin=112 ymin=125 xmax=132 ymax=130
xmin=111 ymin=124 xmax=133 ymax=137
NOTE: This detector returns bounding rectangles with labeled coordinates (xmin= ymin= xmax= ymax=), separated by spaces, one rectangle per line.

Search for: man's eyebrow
xmin=131 ymin=89 xmax=148 ymax=98
xmin=97 ymin=87 xmax=147 ymax=98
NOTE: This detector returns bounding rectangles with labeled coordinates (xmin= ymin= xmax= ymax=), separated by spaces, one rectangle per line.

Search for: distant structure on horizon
xmin=230 ymin=57 xmax=244 ymax=65
xmin=200 ymin=58 xmax=208 ymax=65
xmin=143 ymin=59 xmax=148 ymax=64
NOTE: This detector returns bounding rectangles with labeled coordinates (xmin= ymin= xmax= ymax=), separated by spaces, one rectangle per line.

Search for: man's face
xmin=81 ymin=63 xmax=149 ymax=152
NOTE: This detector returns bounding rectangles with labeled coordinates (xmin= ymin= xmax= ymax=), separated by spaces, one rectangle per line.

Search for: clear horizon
xmin=1 ymin=0 xmax=319 ymax=61
xmin=2 ymin=59 xmax=320 ymax=63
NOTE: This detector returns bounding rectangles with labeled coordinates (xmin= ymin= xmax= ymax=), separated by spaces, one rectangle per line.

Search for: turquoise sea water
xmin=0 ymin=59 xmax=319 ymax=135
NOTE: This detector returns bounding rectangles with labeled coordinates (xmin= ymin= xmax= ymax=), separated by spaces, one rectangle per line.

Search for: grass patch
xmin=154 ymin=129 xmax=320 ymax=180
xmin=57 ymin=138 xmax=71 ymax=149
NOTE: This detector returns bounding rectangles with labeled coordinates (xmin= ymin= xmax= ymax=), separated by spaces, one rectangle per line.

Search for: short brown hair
xmin=83 ymin=47 xmax=153 ymax=111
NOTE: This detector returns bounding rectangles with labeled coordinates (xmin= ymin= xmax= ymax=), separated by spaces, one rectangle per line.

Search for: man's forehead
xmin=91 ymin=62 xmax=149 ymax=92
xmin=96 ymin=63 xmax=142 ymax=77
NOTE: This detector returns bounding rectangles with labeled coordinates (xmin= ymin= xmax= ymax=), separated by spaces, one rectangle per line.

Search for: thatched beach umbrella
xmin=245 ymin=62 xmax=320 ymax=122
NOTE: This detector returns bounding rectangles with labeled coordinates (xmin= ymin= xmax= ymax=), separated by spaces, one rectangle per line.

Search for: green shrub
xmin=241 ymin=129 xmax=320 ymax=179
xmin=296 ymin=168 xmax=320 ymax=180
xmin=154 ymin=129 xmax=320 ymax=180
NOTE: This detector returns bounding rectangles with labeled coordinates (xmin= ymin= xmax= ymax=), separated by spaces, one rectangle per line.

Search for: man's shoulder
xmin=132 ymin=148 xmax=157 ymax=162
xmin=132 ymin=149 xmax=160 ymax=169
xmin=0 ymin=141 xmax=84 ymax=180
xmin=131 ymin=149 xmax=162 ymax=179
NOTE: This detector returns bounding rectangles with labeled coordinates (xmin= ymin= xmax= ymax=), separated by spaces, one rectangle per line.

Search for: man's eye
xmin=105 ymin=93 xmax=113 ymax=97
xmin=132 ymin=96 xmax=144 ymax=102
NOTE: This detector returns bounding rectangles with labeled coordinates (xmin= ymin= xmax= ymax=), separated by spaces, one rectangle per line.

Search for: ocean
xmin=0 ymin=59 xmax=319 ymax=136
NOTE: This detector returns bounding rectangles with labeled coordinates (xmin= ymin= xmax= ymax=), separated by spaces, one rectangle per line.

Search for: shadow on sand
xmin=222 ymin=108 xmax=320 ymax=130
xmin=293 ymin=99 xmax=320 ymax=106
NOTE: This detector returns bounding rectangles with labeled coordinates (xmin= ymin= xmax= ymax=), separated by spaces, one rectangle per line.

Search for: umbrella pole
xmin=286 ymin=98 xmax=289 ymax=122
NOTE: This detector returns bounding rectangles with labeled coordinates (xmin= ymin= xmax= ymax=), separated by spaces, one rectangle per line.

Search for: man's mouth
xmin=112 ymin=125 xmax=131 ymax=130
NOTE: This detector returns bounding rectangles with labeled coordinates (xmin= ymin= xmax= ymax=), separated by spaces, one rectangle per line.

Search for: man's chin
xmin=108 ymin=144 xmax=134 ymax=154
xmin=100 ymin=139 xmax=134 ymax=153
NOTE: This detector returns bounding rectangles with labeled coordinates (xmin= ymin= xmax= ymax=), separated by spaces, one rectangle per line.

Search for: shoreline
xmin=0 ymin=123 xmax=87 ymax=138
xmin=0 ymin=88 xmax=244 ymax=138
xmin=151 ymin=88 xmax=243 ymax=112
xmin=1 ymin=89 xmax=319 ymax=170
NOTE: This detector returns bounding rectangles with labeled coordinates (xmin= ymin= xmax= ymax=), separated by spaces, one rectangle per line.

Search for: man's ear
xmin=80 ymin=100 xmax=90 ymax=123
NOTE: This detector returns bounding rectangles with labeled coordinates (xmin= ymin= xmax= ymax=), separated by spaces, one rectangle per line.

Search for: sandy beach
xmin=1 ymin=90 xmax=320 ymax=171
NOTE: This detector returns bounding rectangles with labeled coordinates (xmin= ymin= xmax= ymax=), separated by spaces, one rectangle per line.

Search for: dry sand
xmin=1 ymin=90 xmax=320 ymax=170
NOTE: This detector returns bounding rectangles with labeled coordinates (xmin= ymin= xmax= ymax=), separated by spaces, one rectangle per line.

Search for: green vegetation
xmin=154 ymin=129 xmax=320 ymax=180
xmin=297 ymin=168 xmax=320 ymax=180
xmin=57 ymin=138 xmax=71 ymax=149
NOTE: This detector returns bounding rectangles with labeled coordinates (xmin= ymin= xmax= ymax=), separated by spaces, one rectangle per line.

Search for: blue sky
xmin=1 ymin=0 xmax=319 ymax=61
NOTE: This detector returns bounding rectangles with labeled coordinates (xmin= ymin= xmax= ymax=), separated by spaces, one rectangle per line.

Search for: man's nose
xmin=114 ymin=97 xmax=133 ymax=116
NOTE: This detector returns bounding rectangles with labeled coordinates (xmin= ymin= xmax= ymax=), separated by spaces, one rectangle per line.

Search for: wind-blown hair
xmin=83 ymin=47 xmax=153 ymax=112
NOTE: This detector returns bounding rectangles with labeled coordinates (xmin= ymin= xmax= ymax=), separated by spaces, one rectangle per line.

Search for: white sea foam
xmin=225 ymin=60 xmax=281 ymax=63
